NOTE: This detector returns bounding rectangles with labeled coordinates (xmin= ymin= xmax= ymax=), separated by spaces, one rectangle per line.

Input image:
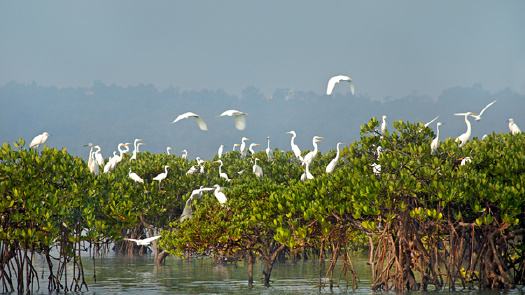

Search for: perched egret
xmin=424 ymin=116 xmax=439 ymax=128
xmin=240 ymin=137 xmax=249 ymax=157
xmin=455 ymin=112 xmax=474 ymax=147
xmin=265 ymin=137 xmax=272 ymax=160
xmin=128 ymin=168 xmax=144 ymax=184
xmin=113 ymin=143 xmax=130 ymax=165
xmin=376 ymin=146 xmax=383 ymax=159
xmin=217 ymin=144 xmax=224 ymax=159
xmin=215 ymin=160 xmax=231 ymax=182
xmin=300 ymin=162 xmax=314 ymax=181
xmin=181 ymin=149 xmax=188 ymax=160
xmin=471 ymin=100 xmax=497 ymax=121
xmin=166 ymin=146 xmax=172 ymax=155
xmin=248 ymin=143 xmax=259 ymax=155
xmin=213 ymin=184 xmax=228 ymax=204
xmin=302 ymin=136 xmax=323 ymax=167
xmin=94 ymin=145 xmax=104 ymax=166
xmin=124 ymin=235 xmax=161 ymax=246
xmin=87 ymin=146 xmax=99 ymax=175
xmin=130 ymin=141 xmax=144 ymax=161
xmin=326 ymin=142 xmax=343 ymax=174
xmin=460 ymin=157 xmax=472 ymax=166
xmin=186 ymin=165 xmax=198 ymax=175
xmin=371 ymin=163 xmax=381 ymax=176
xmin=381 ymin=115 xmax=387 ymax=135
xmin=431 ymin=122 xmax=442 ymax=155
xmin=29 ymin=132 xmax=49 ymax=149
xmin=287 ymin=131 xmax=303 ymax=161
xmin=326 ymin=75 xmax=355 ymax=96
xmin=252 ymin=158 xmax=263 ymax=178
xmin=508 ymin=118 xmax=521 ymax=135
xmin=220 ymin=109 xmax=247 ymax=130
xmin=153 ymin=165 xmax=169 ymax=185
xmin=103 ymin=151 xmax=118 ymax=173
xmin=172 ymin=112 xmax=208 ymax=131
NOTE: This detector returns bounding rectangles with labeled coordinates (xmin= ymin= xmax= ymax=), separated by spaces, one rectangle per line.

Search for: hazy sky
xmin=1 ymin=1 xmax=524 ymax=98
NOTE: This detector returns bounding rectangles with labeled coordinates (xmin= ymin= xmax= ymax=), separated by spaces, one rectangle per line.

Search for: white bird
xmin=300 ymin=162 xmax=314 ymax=181
xmin=186 ymin=165 xmax=198 ymax=175
xmin=180 ymin=186 xmax=215 ymax=222
xmin=265 ymin=137 xmax=272 ymax=160
xmin=166 ymin=146 xmax=172 ymax=155
xmin=217 ymin=144 xmax=224 ymax=159
xmin=94 ymin=145 xmax=104 ymax=166
xmin=103 ymin=151 xmax=118 ymax=173
xmin=371 ymin=163 xmax=381 ymax=176
xmin=326 ymin=75 xmax=355 ymax=96
xmin=86 ymin=144 xmax=95 ymax=172
xmin=431 ymin=122 xmax=442 ymax=155
xmin=326 ymin=142 xmax=343 ymax=174
xmin=248 ymin=143 xmax=259 ymax=155
xmin=215 ymin=160 xmax=231 ymax=182
xmin=424 ymin=116 xmax=439 ymax=128
xmin=128 ymin=168 xmax=144 ymax=184
xmin=220 ymin=109 xmax=247 ymax=130
xmin=124 ymin=235 xmax=161 ymax=246
xmin=508 ymin=118 xmax=521 ymax=135
xmin=287 ymin=131 xmax=303 ymax=161
xmin=376 ymin=146 xmax=383 ymax=159
xmin=153 ymin=165 xmax=169 ymax=185
xmin=482 ymin=134 xmax=488 ymax=140
xmin=302 ymin=136 xmax=323 ymax=167
xmin=130 ymin=140 xmax=144 ymax=161
xmin=113 ymin=143 xmax=131 ymax=165
xmin=29 ymin=132 xmax=49 ymax=149
xmin=240 ymin=137 xmax=249 ymax=157
xmin=212 ymin=184 xmax=228 ymax=205
xmin=172 ymin=112 xmax=208 ymax=131
xmin=460 ymin=157 xmax=472 ymax=166
xmin=455 ymin=112 xmax=474 ymax=147
xmin=471 ymin=100 xmax=497 ymax=121
xmin=252 ymin=158 xmax=263 ymax=178
xmin=381 ymin=115 xmax=387 ymax=135
xmin=181 ymin=149 xmax=188 ymax=160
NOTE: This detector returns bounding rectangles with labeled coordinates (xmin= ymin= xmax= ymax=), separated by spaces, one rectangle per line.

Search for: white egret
xmin=287 ymin=131 xmax=303 ymax=161
xmin=460 ymin=157 xmax=472 ymax=166
xmin=326 ymin=75 xmax=355 ymax=96
xmin=113 ymin=143 xmax=130 ymax=165
xmin=128 ymin=168 xmax=144 ymax=184
xmin=130 ymin=141 xmax=144 ymax=161
xmin=371 ymin=163 xmax=381 ymax=176
xmin=265 ymin=137 xmax=272 ymax=160
xmin=215 ymin=160 xmax=231 ymax=182
xmin=454 ymin=112 xmax=474 ymax=147
xmin=302 ymin=136 xmax=323 ymax=167
xmin=508 ymin=118 xmax=521 ymax=135
xmin=248 ymin=143 xmax=259 ymax=155
xmin=172 ymin=112 xmax=208 ymax=131
xmin=217 ymin=144 xmax=224 ymax=159
xmin=213 ymin=184 xmax=228 ymax=204
xmin=252 ymin=158 xmax=263 ymax=178
xmin=124 ymin=235 xmax=161 ymax=246
xmin=326 ymin=142 xmax=343 ymax=174
xmin=103 ymin=151 xmax=118 ymax=173
xmin=94 ymin=145 xmax=104 ymax=166
xmin=482 ymin=134 xmax=488 ymax=140
xmin=87 ymin=146 xmax=99 ymax=175
xmin=240 ymin=137 xmax=249 ymax=157
xmin=220 ymin=109 xmax=247 ymax=130
xmin=180 ymin=186 xmax=215 ymax=222
xmin=29 ymin=132 xmax=49 ymax=149
xmin=424 ymin=116 xmax=439 ymax=128
xmin=300 ymin=162 xmax=314 ymax=181
xmin=166 ymin=146 xmax=172 ymax=155
xmin=471 ymin=100 xmax=497 ymax=121
xmin=430 ymin=122 xmax=442 ymax=155
xmin=381 ymin=115 xmax=387 ymax=135
xmin=181 ymin=149 xmax=188 ymax=160
xmin=186 ymin=165 xmax=198 ymax=175
xmin=153 ymin=165 xmax=169 ymax=185
xmin=376 ymin=146 xmax=383 ymax=159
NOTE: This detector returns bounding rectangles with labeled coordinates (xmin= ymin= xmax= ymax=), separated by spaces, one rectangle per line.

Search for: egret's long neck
xmin=290 ymin=134 xmax=296 ymax=146
xmin=312 ymin=141 xmax=319 ymax=154
xmin=164 ymin=167 xmax=168 ymax=174
xmin=305 ymin=163 xmax=311 ymax=175
xmin=218 ymin=163 xmax=223 ymax=173
xmin=335 ymin=144 xmax=340 ymax=159
xmin=465 ymin=115 xmax=471 ymax=137
xmin=118 ymin=145 xmax=124 ymax=156
xmin=89 ymin=146 xmax=94 ymax=159
xmin=436 ymin=125 xmax=440 ymax=139
xmin=267 ymin=138 xmax=270 ymax=149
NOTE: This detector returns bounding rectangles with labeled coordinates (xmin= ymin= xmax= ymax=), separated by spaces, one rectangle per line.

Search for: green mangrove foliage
xmin=1 ymin=119 xmax=524 ymax=293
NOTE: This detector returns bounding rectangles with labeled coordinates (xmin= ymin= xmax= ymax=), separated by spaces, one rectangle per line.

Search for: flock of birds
xmin=26 ymin=74 xmax=522 ymax=246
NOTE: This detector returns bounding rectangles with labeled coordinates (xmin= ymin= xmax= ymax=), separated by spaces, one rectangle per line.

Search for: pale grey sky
xmin=1 ymin=1 xmax=524 ymax=98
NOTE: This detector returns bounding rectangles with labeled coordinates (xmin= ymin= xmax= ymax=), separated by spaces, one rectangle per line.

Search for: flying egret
xmin=181 ymin=149 xmax=188 ymax=160
xmin=300 ymin=162 xmax=314 ymax=181
xmin=220 ymin=109 xmax=247 ymax=130
xmin=454 ymin=112 xmax=474 ymax=147
xmin=172 ymin=112 xmax=208 ymax=131
xmin=265 ymin=137 xmax=272 ymax=160
xmin=94 ymin=145 xmax=104 ymax=166
xmin=508 ymin=118 xmax=521 ymax=135
xmin=217 ymin=144 xmax=224 ymax=159
xmin=124 ymin=235 xmax=161 ymax=246
xmin=431 ymin=122 xmax=442 ymax=155
xmin=212 ymin=184 xmax=227 ymax=205
xmin=252 ymin=158 xmax=263 ymax=178
xmin=180 ymin=186 xmax=215 ymax=222
xmin=166 ymin=146 xmax=172 ymax=155
xmin=130 ymin=141 xmax=144 ymax=161
xmin=128 ymin=168 xmax=144 ymax=184
xmin=326 ymin=142 xmax=343 ymax=174
xmin=381 ymin=115 xmax=387 ymax=135
xmin=302 ymin=136 xmax=323 ymax=167
xmin=471 ymin=100 xmax=497 ymax=121
xmin=248 ymin=143 xmax=259 ymax=155
xmin=29 ymin=132 xmax=49 ymax=149
xmin=240 ymin=137 xmax=249 ymax=157
xmin=460 ymin=157 xmax=472 ymax=166
xmin=287 ymin=131 xmax=303 ymax=161
xmin=215 ymin=160 xmax=231 ymax=182
xmin=326 ymin=75 xmax=355 ymax=96
xmin=424 ymin=116 xmax=439 ymax=128
xmin=153 ymin=165 xmax=169 ymax=185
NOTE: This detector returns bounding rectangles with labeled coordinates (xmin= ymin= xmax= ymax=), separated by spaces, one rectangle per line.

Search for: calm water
xmin=16 ymin=254 xmax=525 ymax=294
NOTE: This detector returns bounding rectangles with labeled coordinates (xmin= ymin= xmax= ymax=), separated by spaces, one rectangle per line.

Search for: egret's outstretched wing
xmin=172 ymin=112 xmax=198 ymax=123
xmin=478 ymin=100 xmax=496 ymax=116
xmin=234 ymin=115 xmax=246 ymax=130
xmin=142 ymin=235 xmax=161 ymax=244
xmin=424 ymin=116 xmax=439 ymax=127
xmin=194 ymin=116 xmax=208 ymax=131
xmin=326 ymin=75 xmax=352 ymax=95
xmin=123 ymin=238 xmax=140 ymax=243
